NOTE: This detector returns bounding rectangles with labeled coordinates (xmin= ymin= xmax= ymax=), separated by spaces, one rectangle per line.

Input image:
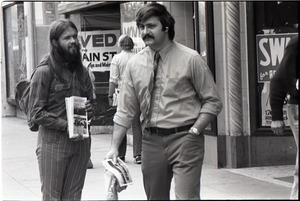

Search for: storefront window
xmin=4 ymin=3 xmax=25 ymax=103
xmin=78 ymin=4 xmax=121 ymax=95
xmin=198 ymin=2 xmax=207 ymax=62
xmin=33 ymin=2 xmax=59 ymax=66
xmin=255 ymin=1 xmax=298 ymax=130
xmin=195 ymin=2 xmax=217 ymax=135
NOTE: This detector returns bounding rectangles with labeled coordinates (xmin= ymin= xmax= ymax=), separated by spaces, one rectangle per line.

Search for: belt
xmin=146 ymin=124 xmax=193 ymax=135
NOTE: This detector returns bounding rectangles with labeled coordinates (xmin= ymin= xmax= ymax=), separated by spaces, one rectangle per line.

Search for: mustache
xmin=70 ymin=42 xmax=80 ymax=49
xmin=142 ymin=34 xmax=154 ymax=40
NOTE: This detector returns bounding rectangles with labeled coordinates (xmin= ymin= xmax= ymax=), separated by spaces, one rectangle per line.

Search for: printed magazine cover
xmin=65 ymin=96 xmax=89 ymax=139
xmin=102 ymin=158 xmax=133 ymax=187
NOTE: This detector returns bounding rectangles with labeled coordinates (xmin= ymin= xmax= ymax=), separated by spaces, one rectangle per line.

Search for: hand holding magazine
xmin=102 ymin=157 xmax=133 ymax=188
xmin=65 ymin=96 xmax=90 ymax=139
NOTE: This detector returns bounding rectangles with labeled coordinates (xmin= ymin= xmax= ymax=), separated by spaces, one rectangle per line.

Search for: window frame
xmin=194 ymin=1 xmax=218 ymax=136
xmin=247 ymin=2 xmax=296 ymax=136
xmin=3 ymin=2 xmax=25 ymax=105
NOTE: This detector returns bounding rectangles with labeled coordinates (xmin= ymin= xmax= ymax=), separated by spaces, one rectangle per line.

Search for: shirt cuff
xmin=271 ymin=108 xmax=284 ymax=121
xmin=56 ymin=118 xmax=68 ymax=131
xmin=109 ymin=78 xmax=118 ymax=84
xmin=113 ymin=114 xmax=132 ymax=130
xmin=200 ymin=103 xmax=223 ymax=116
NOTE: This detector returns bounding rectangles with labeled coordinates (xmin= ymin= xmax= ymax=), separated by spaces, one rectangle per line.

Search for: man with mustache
xmin=106 ymin=3 xmax=222 ymax=200
xmin=28 ymin=19 xmax=96 ymax=200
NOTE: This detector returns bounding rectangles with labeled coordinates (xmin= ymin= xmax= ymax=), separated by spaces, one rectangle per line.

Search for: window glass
xmin=4 ymin=3 xmax=25 ymax=102
xmin=196 ymin=2 xmax=217 ymax=135
xmin=34 ymin=2 xmax=59 ymax=66
xmin=120 ymin=2 xmax=145 ymax=53
xmin=198 ymin=2 xmax=207 ymax=62
xmin=255 ymin=2 xmax=298 ymax=128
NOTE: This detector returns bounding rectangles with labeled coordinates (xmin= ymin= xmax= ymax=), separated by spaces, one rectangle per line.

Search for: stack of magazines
xmin=65 ymin=96 xmax=89 ymax=139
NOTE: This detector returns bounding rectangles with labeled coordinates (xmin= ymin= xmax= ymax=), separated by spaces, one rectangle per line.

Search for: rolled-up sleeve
xmin=191 ymin=55 xmax=223 ymax=116
xmin=109 ymin=56 xmax=120 ymax=85
xmin=113 ymin=61 xmax=139 ymax=129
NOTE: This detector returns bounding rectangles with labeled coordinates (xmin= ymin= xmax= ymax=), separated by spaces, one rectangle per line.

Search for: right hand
xmin=271 ymin=120 xmax=285 ymax=135
xmin=84 ymin=100 xmax=95 ymax=119
xmin=105 ymin=147 xmax=119 ymax=163
xmin=108 ymin=97 xmax=113 ymax=107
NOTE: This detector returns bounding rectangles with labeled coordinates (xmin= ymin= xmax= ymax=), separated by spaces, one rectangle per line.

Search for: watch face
xmin=192 ymin=127 xmax=199 ymax=135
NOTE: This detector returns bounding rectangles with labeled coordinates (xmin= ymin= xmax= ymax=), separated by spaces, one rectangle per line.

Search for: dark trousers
xmin=142 ymin=129 xmax=204 ymax=200
xmin=118 ymin=112 xmax=142 ymax=158
xmin=36 ymin=127 xmax=91 ymax=201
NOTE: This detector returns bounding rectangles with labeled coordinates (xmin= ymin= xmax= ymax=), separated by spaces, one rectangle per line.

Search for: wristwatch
xmin=189 ymin=127 xmax=200 ymax=135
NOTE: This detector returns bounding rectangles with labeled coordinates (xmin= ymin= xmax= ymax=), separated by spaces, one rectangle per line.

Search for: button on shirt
xmin=29 ymin=62 xmax=95 ymax=131
xmin=114 ymin=41 xmax=223 ymax=129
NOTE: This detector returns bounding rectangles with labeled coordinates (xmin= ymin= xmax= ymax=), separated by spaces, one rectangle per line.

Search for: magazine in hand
xmin=101 ymin=158 xmax=133 ymax=187
xmin=65 ymin=96 xmax=89 ymax=139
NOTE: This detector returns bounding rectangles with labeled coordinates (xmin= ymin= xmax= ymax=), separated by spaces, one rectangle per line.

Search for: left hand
xmin=85 ymin=100 xmax=95 ymax=119
xmin=271 ymin=120 xmax=285 ymax=135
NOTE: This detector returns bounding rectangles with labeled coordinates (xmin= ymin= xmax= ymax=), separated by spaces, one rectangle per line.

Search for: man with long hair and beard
xmin=28 ymin=19 xmax=96 ymax=200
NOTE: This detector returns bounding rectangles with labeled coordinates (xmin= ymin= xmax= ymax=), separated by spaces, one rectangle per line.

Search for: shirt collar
xmin=150 ymin=41 xmax=175 ymax=64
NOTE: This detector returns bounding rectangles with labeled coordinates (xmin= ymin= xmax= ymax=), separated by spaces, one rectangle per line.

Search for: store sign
xmin=79 ymin=30 xmax=120 ymax=72
xmin=256 ymin=33 xmax=297 ymax=83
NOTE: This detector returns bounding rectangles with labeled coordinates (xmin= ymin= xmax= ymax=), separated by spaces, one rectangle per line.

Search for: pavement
xmin=0 ymin=117 xmax=295 ymax=200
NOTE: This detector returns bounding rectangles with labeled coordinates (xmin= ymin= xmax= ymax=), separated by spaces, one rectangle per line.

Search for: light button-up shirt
xmin=114 ymin=41 xmax=222 ymax=129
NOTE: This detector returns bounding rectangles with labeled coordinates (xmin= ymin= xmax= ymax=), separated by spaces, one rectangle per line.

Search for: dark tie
xmin=150 ymin=52 xmax=160 ymax=95
xmin=142 ymin=52 xmax=160 ymax=120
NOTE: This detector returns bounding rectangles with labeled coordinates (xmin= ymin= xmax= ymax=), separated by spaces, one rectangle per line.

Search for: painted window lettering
xmin=79 ymin=30 xmax=120 ymax=72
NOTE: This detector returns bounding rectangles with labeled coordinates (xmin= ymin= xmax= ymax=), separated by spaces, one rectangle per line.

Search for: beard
xmin=57 ymin=42 xmax=81 ymax=63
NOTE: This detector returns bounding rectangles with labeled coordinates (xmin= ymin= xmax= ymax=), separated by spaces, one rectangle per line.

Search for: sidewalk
xmin=1 ymin=117 xmax=293 ymax=200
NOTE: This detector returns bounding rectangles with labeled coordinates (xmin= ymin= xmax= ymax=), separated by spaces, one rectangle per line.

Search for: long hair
xmin=136 ymin=3 xmax=175 ymax=40
xmin=47 ymin=19 xmax=84 ymax=83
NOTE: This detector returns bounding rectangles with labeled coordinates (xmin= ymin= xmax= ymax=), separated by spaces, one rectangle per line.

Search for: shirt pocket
xmin=163 ymin=78 xmax=180 ymax=98
xmin=54 ymin=83 xmax=71 ymax=100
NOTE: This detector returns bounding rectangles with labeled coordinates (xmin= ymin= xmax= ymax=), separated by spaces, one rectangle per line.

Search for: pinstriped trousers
xmin=36 ymin=126 xmax=91 ymax=201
